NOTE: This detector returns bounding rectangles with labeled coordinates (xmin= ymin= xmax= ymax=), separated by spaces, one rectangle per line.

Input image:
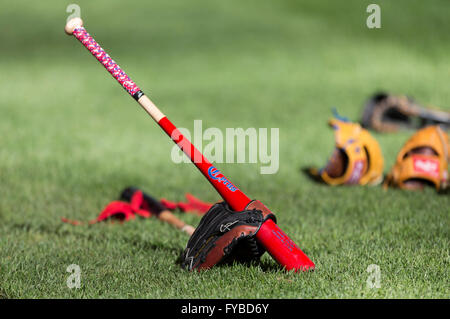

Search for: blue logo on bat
xmin=208 ymin=166 xmax=238 ymax=192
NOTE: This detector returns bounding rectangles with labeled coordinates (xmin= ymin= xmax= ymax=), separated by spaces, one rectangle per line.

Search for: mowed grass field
xmin=0 ymin=0 xmax=449 ymax=298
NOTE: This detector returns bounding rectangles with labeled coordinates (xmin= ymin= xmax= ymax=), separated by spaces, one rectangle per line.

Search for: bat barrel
xmin=257 ymin=220 xmax=314 ymax=271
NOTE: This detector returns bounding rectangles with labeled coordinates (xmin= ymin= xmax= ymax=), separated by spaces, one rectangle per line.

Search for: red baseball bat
xmin=65 ymin=18 xmax=314 ymax=271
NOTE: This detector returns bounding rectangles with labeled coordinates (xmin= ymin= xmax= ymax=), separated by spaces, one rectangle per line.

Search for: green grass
xmin=0 ymin=0 xmax=449 ymax=298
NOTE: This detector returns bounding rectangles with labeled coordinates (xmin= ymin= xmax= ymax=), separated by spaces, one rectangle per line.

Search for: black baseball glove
xmin=180 ymin=200 xmax=276 ymax=271
xmin=361 ymin=92 xmax=450 ymax=132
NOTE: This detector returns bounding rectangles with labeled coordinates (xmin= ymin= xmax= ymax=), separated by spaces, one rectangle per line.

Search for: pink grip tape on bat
xmin=72 ymin=27 xmax=141 ymax=97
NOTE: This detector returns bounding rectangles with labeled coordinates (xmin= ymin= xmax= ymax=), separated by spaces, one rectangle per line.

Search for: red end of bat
xmin=257 ymin=219 xmax=315 ymax=271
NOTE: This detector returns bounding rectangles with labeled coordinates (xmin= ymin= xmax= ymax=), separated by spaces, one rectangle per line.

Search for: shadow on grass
xmin=300 ymin=166 xmax=325 ymax=184
xmin=173 ymin=248 xmax=285 ymax=273
xmin=126 ymin=237 xmax=182 ymax=255
xmin=8 ymin=221 xmax=183 ymax=255
xmin=9 ymin=221 xmax=304 ymax=274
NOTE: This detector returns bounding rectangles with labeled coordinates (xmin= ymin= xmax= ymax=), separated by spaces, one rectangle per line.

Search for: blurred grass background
xmin=0 ymin=0 xmax=448 ymax=298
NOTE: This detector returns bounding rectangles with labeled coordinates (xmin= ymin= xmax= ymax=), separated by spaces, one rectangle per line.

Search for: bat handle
xmin=159 ymin=211 xmax=195 ymax=236
xmin=66 ymin=18 xmax=166 ymax=123
xmin=65 ymin=18 xmax=142 ymax=97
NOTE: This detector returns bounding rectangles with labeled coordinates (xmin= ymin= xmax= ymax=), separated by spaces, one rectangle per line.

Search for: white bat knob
xmin=65 ymin=17 xmax=84 ymax=35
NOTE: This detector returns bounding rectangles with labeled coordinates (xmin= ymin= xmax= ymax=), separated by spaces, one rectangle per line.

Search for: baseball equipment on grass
xmin=160 ymin=193 xmax=212 ymax=215
xmin=384 ymin=125 xmax=449 ymax=191
xmin=120 ymin=187 xmax=196 ymax=235
xmin=361 ymin=92 xmax=450 ymax=133
xmin=307 ymin=117 xmax=384 ymax=186
xmin=181 ymin=200 xmax=276 ymax=270
xmin=62 ymin=188 xmax=196 ymax=235
xmin=65 ymin=18 xmax=314 ymax=271
xmin=61 ymin=190 xmax=151 ymax=225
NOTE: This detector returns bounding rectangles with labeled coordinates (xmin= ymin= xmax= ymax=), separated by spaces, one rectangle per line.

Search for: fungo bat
xmin=65 ymin=18 xmax=314 ymax=271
